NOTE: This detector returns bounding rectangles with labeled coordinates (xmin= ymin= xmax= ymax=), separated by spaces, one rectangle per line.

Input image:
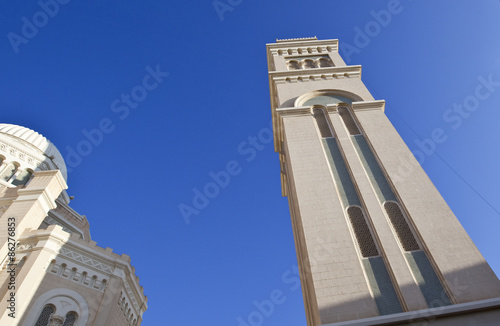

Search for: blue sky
xmin=1 ymin=1 xmax=500 ymax=325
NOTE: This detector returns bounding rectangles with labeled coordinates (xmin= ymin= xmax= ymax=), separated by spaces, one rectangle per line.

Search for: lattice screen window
xmin=312 ymin=108 xmax=333 ymax=138
xmin=347 ymin=206 xmax=379 ymax=257
xmin=338 ymin=106 xmax=361 ymax=135
xmin=63 ymin=312 xmax=78 ymax=326
xmin=384 ymin=202 xmax=420 ymax=251
xmin=35 ymin=305 xmax=55 ymax=326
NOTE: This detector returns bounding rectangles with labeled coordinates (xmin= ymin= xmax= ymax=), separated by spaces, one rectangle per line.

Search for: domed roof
xmin=0 ymin=124 xmax=67 ymax=181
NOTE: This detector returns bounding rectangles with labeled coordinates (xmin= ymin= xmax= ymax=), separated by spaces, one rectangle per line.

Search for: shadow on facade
xmin=314 ymin=262 xmax=500 ymax=325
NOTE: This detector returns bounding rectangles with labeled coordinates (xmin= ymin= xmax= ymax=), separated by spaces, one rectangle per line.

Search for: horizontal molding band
xmin=322 ymin=297 xmax=500 ymax=326
xmin=269 ymin=65 xmax=362 ymax=79
xmin=275 ymin=101 xmax=385 ymax=117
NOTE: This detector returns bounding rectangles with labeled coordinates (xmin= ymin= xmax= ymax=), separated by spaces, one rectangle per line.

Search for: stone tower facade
xmin=0 ymin=124 xmax=147 ymax=325
xmin=267 ymin=37 xmax=500 ymax=325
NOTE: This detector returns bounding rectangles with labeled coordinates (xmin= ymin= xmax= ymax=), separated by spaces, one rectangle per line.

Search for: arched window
xmin=80 ymin=271 xmax=88 ymax=285
xmin=318 ymin=57 xmax=333 ymax=67
xmin=337 ymin=106 xmax=361 ymax=135
xmin=34 ymin=304 xmax=55 ymax=326
xmin=384 ymin=202 xmax=420 ymax=251
xmin=346 ymin=206 xmax=379 ymax=257
xmin=301 ymin=93 xmax=354 ymax=107
xmin=312 ymin=107 xmax=333 ymax=138
xmin=58 ymin=263 xmax=67 ymax=277
xmin=63 ymin=311 xmax=78 ymax=326
xmin=0 ymin=163 xmax=17 ymax=182
xmin=12 ymin=169 xmax=33 ymax=186
xmin=302 ymin=59 xmax=316 ymax=69
xmin=286 ymin=60 xmax=301 ymax=70
xmin=120 ymin=297 xmax=126 ymax=310
xmin=24 ymin=288 xmax=89 ymax=326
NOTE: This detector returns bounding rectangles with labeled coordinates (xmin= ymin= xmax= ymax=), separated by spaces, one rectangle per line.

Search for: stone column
xmin=48 ymin=315 xmax=64 ymax=326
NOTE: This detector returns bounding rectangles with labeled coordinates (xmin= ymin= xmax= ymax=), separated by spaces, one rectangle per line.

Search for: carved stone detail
xmin=48 ymin=260 xmax=107 ymax=292
xmin=0 ymin=140 xmax=42 ymax=168
xmin=59 ymin=247 xmax=113 ymax=273
xmin=48 ymin=315 xmax=64 ymax=326
xmin=17 ymin=242 xmax=36 ymax=251
xmin=43 ymin=216 xmax=73 ymax=234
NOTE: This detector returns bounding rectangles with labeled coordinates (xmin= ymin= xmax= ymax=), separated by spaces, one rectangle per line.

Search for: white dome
xmin=0 ymin=124 xmax=67 ymax=181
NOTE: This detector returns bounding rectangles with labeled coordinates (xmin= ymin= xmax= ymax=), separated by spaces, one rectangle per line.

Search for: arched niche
xmin=22 ymin=288 xmax=89 ymax=326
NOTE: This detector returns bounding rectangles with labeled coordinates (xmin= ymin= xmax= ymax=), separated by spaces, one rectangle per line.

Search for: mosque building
xmin=0 ymin=124 xmax=147 ymax=326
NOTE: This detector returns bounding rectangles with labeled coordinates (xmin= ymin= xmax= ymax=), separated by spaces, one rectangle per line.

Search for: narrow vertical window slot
xmin=312 ymin=107 xmax=333 ymax=138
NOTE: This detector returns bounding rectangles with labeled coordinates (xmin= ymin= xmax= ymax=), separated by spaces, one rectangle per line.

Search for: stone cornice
xmin=276 ymin=36 xmax=318 ymax=43
xmin=55 ymin=198 xmax=86 ymax=221
xmin=273 ymin=100 xmax=384 ymax=135
xmin=352 ymin=100 xmax=386 ymax=113
xmin=269 ymin=65 xmax=362 ymax=81
xmin=267 ymin=38 xmax=338 ymax=51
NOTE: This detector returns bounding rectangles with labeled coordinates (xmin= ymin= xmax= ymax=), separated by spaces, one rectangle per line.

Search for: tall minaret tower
xmin=267 ymin=37 xmax=500 ymax=325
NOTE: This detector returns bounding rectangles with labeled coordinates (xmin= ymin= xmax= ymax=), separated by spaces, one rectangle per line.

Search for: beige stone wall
xmin=3 ymin=230 xmax=145 ymax=326
xmin=106 ymin=303 xmax=132 ymax=326
xmin=322 ymin=304 xmax=500 ymax=326
xmin=268 ymin=38 xmax=500 ymax=326
xmin=328 ymin=111 xmax=429 ymax=312
xmin=283 ymin=114 xmax=379 ymax=324
xmin=355 ymin=108 xmax=500 ymax=303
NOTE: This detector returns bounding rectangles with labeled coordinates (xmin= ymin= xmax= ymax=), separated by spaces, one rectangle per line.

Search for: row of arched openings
xmin=287 ymin=57 xmax=333 ymax=70
xmin=0 ymin=156 xmax=33 ymax=186
xmin=49 ymin=261 xmax=108 ymax=291
xmin=119 ymin=295 xmax=138 ymax=325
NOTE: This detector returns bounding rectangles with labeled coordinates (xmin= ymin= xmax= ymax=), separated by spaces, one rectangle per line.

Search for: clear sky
xmin=1 ymin=1 xmax=500 ymax=325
